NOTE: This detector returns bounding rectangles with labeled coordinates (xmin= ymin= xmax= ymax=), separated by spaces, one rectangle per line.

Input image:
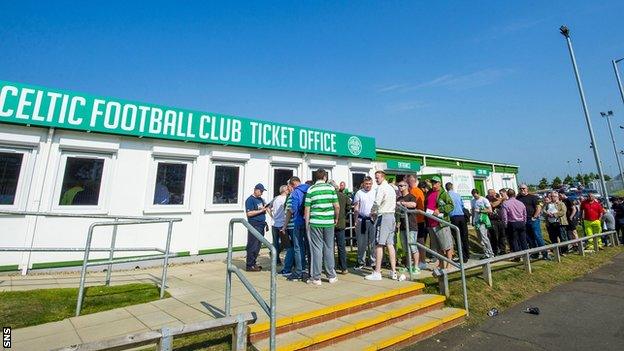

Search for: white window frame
xmin=144 ymin=157 xmax=194 ymax=214
xmin=0 ymin=146 xmax=36 ymax=211
xmin=51 ymin=151 xmax=114 ymax=214
xmin=205 ymin=161 xmax=246 ymax=212
xmin=270 ymin=165 xmax=298 ymax=200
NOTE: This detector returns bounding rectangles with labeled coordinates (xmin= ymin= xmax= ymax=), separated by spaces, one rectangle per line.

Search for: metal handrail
xmin=458 ymin=230 xmax=618 ymax=271
xmin=225 ymin=218 xmax=277 ymax=351
xmin=75 ymin=218 xmax=182 ymax=316
xmin=397 ymin=205 xmax=469 ymax=315
xmin=0 ymin=210 xmax=182 ymax=316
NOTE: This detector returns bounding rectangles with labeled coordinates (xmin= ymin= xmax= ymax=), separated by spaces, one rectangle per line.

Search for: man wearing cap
xmin=407 ymin=174 xmax=427 ymax=270
xmin=425 ymin=176 xmax=455 ymax=277
xmin=245 ymin=183 xmax=269 ymax=271
xmin=365 ymin=170 xmax=398 ymax=281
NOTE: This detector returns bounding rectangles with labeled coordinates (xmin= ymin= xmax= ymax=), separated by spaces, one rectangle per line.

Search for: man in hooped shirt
xmin=245 ymin=183 xmax=269 ymax=272
xmin=282 ymin=176 xmax=311 ymax=281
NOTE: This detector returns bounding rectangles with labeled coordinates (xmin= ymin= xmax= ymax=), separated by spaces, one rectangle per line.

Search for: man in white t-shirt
xmin=353 ymin=176 xmax=376 ymax=269
xmin=470 ymin=189 xmax=495 ymax=258
xmin=270 ymin=185 xmax=289 ymax=266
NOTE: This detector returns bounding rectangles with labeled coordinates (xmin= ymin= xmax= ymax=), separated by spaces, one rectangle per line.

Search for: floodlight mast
xmin=559 ymin=25 xmax=610 ymax=207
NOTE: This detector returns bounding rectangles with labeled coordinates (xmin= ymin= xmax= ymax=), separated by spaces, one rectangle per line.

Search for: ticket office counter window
xmin=351 ymin=172 xmax=367 ymax=193
xmin=0 ymin=151 xmax=24 ymax=205
xmin=152 ymin=162 xmax=188 ymax=205
xmin=212 ymin=165 xmax=241 ymax=205
xmin=58 ymin=156 xmax=105 ymax=206
xmin=273 ymin=168 xmax=294 ymax=197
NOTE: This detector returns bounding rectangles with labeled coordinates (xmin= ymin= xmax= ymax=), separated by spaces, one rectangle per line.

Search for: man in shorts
xmin=425 ymin=176 xmax=455 ymax=277
xmin=365 ymin=170 xmax=398 ymax=281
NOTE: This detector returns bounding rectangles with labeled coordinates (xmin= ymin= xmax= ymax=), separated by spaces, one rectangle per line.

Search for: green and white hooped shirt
xmin=304 ymin=181 xmax=338 ymax=228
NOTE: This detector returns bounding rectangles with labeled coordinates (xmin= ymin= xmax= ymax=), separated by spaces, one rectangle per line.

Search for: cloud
xmin=376 ymin=83 xmax=410 ymax=93
xmin=413 ymin=68 xmax=512 ymax=90
xmin=473 ymin=18 xmax=546 ymax=42
xmin=386 ymin=101 xmax=426 ymax=113
xmin=377 ymin=69 xmax=512 ymax=95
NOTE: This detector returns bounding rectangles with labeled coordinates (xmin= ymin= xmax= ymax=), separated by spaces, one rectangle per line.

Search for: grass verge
xmin=0 ymin=283 xmax=169 ymax=329
xmin=421 ymin=245 xmax=624 ymax=325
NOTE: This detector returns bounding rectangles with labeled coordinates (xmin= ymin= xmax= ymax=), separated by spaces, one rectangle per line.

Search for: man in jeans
xmin=486 ymin=189 xmax=507 ymax=255
xmin=470 ymin=189 xmax=495 ymax=258
xmin=244 ymin=183 xmax=268 ymax=272
xmin=331 ymin=180 xmax=352 ymax=274
xmin=304 ymin=169 xmax=340 ymax=286
xmin=282 ymin=176 xmax=310 ymax=281
xmin=353 ymin=176 xmax=377 ymax=269
xmin=270 ymin=185 xmax=289 ymax=267
xmin=446 ymin=182 xmax=470 ymax=263
xmin=501 ymin=189 xmax=528 ymax=252
xmin=517 ymin=184 xmax=548 ymax=259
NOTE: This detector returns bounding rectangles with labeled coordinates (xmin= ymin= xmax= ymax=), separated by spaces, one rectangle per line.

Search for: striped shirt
xmin=284 ymin=194 xmax=295 ymax=230
xmin=304 ymin=181 xmax=338 ymax=228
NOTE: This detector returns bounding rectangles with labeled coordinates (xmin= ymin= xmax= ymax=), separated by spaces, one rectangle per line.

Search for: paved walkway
xmin=407 ymin=252 xmax=624 ymax=351
xmin=7 ymin=254 xmax=433 ymax=351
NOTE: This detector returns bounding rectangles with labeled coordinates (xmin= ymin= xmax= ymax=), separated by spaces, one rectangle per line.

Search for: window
xmin=273 ymin=168 xmax=294 ymax=197
xmin=213 ymin=165 xmax=240 ymax=204
xmin=58 ymin=157 xmax=104 ymax=206
xmin=0 ymin=152 xmax=24 ymax=205
xmin=307 ymin=168 xmax=332 ymax=182
xmin=153 ymin=163 xmax=187 ymax=205
xmin=351 ymin=172 xmax=367 ymax=193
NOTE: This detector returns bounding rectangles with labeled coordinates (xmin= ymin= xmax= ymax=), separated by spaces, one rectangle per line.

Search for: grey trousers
xmin=308 ymin=226 xmax=336 ymax=280
xmin=356 ymin=218 xmax=376 ymax=266
xmin=476 ymin=223 xmax=495 ymax=258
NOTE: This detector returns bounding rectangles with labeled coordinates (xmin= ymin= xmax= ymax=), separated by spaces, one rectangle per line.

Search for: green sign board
xmin=0 ymin=80 xmax=376 ymax=159
xmin=475 ymin=168 xmax=491 ymax=176
xmin=386 ymin=159 xmax=421 ymax=172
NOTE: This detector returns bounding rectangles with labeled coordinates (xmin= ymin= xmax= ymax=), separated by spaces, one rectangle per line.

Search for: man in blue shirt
xmin=282 ymin=176 xmax=310 ymax=281
xmin=445 ymin=182 xmax=470 ymax=263
xmin=245 ymin=183 xmax=268 ymax=271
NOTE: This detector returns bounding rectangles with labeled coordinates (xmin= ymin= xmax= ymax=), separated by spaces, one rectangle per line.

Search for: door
xmin=474 ymin=178 xmax=485 ymax=197
xmin=272 ymin=168 xmax=295 ymax=197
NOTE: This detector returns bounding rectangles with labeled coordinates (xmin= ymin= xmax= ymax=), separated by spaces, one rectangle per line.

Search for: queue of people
xmin=244 ymin=172 xmax=619 ymax=285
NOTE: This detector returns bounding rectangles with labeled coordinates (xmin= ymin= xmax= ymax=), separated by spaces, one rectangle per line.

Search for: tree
xmin=575 ymin=173 xmax=584 ymax=185
xmin=538 ymin=177 xmax=548 ymax=190
xmin=564 ymin=175 xmax=574 ymax=185
xmin=604 ymin=174 xmax=612 ymax=181
xmin=583 ymin=174 xmax=592 ymax=185
xmin=551 ymin=176 xmax=562 ymax=189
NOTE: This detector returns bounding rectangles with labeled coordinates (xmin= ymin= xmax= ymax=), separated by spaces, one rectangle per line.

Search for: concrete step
xmin=251 ymin=293 xmax=449 ymax=351
xmin=319 ymin=307 xmax=467 ymax=351
xmin=249 ymin=282 xmax=425 ymax=342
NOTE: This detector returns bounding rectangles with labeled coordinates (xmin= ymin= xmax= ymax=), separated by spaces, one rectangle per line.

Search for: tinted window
xmin=213 ymin=165 xmax=240 ymax=204
xmin=153 ymin=162 xmax=187 ymax=205
xmin=273 ymin=169 xmax=293 ymax=197
xmin=0 ymin=152 xmax=24 ymax=205
xmin=352 ymin=173 xmax=366 ymax=193
xmin=59 ymin=157 xmax=104 ymax=206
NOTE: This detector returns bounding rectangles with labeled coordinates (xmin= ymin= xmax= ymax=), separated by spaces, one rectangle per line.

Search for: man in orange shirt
xmin=407 ymin=175 xmax=427 ymax=270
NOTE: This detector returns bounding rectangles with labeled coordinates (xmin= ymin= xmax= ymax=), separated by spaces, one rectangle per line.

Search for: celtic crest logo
xmin=347 ymin=136 xmax=362 ymax=156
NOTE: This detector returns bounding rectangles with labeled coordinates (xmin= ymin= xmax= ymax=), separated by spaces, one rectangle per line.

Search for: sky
xmin=2 ymin=0 xmax=624 ymax=183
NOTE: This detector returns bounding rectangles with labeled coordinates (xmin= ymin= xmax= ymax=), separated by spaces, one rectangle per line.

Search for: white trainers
xmin=307 ymin=279 xmax=322 ymax=286
xmin=364 ymin=271 xmax=382 ymax=281
xmin=328 ymin=277 xmax=338 ymax=284
xmin=391 ymin=271 xmax=398 ymax=280
xmin=418 ymin=262 xmax=428 ymax=270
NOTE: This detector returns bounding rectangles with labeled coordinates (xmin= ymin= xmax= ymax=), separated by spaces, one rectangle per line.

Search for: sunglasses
xmin=398 ymin=184 xmax=407 ymax=187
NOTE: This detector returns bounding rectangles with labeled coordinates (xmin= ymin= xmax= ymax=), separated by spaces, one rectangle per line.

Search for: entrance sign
xmin=0 ymin=80 xmax=376 ymax=159
xmin=385 ymin=159 xmax=421 ymax=172
xmin=475 ymin=168 xmax=491 ymax=177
